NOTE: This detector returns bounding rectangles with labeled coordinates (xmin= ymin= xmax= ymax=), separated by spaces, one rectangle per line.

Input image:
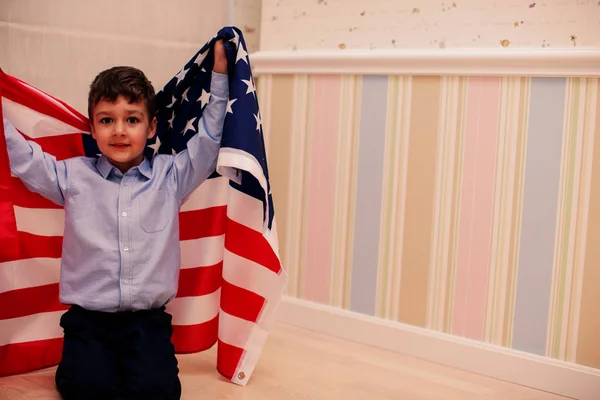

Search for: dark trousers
xmin=55 ymin=305 xmax=181 ymax=400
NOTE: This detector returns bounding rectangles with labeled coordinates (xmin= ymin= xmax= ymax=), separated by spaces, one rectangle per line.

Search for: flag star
xmin=254 ymin=112 xmax=262 ymax=131
xmin=227 ymin=98 xmax=237 ymax=114
xmin=181 ymin=87 xmax=190 ymax=102
xmin=175 ymin=68 xmax=189 ymax=85
xmin=229 ymin=30 xmax=240 ymax=47
xmin=241 ymin=78 xmax=256 ymax=96
xmin=183 ymin=117 xmax=197 ymax=134
xmin=167 ymin=96 xmax=177 ymax=108
xmin=148 ymin=135 xmax=161 ymax=155
xmin=194 ymin=50 xmax=207 ymax=66
xmin=236 ymin=45 xmax=249 ymax=64
xmin=197 ymin=89 xmax=211 ymax=108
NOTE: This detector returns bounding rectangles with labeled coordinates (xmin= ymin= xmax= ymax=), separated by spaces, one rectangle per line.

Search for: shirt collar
xmin=96 ymin=155 xmax=152 ymax=180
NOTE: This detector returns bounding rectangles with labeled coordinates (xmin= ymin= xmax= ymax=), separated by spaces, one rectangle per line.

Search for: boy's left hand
xmin=213 ymin=40 xmax=227 ymax=75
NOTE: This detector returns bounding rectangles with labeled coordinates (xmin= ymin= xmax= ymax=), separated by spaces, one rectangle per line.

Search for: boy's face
xmin=90 ymin=95 xmax=156 ymax=173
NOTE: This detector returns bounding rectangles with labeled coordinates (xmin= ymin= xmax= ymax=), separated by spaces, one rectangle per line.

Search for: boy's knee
xmin=124 ymin=375 xmax=181 ymax=400
xmin=56 ymin=372 xmax=116 ymax=400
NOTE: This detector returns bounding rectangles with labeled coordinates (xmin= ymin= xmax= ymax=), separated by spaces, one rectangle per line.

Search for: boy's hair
xmin=87 ymin=66 xmax=156 ymax=123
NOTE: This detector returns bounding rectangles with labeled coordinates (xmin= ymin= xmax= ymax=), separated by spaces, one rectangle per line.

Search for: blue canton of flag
xmin=153 ymin=26 xmax=274 ymax=229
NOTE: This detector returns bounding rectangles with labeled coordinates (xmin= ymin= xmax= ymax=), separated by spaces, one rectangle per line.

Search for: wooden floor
xmin=0 ymin=322 xmax=568 ymax=400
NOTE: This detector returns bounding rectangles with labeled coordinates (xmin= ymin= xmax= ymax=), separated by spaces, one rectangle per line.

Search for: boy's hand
xmin=213 ymin=40 xmax=227 ymax=74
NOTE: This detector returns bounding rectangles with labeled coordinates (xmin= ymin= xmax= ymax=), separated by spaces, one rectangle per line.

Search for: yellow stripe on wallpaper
xmin=398 ymin=76 xmax=441 ymax=328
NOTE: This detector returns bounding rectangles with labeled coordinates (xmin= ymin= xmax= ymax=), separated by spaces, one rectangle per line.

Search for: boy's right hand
xmin=213 ymin=40 xmax=227 ymax=75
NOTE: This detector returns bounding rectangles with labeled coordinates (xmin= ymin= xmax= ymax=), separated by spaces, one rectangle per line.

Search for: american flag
xmin=0 ymin=26 xmax=286 ymax=386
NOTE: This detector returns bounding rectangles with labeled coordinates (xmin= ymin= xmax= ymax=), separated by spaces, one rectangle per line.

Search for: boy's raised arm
xmin=4 ymin=118 xmax=69 ymax=206
xmin=171 ymin=71 xmax=228 ymax=200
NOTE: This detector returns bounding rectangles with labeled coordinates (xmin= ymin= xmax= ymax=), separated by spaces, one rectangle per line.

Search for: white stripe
xmin=219 ymin=297 xmax=285 ymax=386
xmin=226 ymin=185 xmax=264 ymax=232
xmin=180 ymin=235 xmax=224 ymax=269
xmin=17 ymin=79 xmax=85 ymax=123
xmin=218 ymin=148 xmax=270 ymax=231
xmin=180 ymin=176 xmax=229 ymax=212
xmin=0 ymin=258 xmax=61 ymax=293
xmin=218 ymin=309 xmax=259 ymax=349
xmin=223 ymin=249 xmax=285 ymax=300
xmin=0 ymin=311 xmax=64 ymax=345
xmin=166 ymin=289 xmax=220 ymax=326
xmin=14 ymin=206 xmax=64 ymax=236
xmin=3 ymin=98 xmax=84 ymax=138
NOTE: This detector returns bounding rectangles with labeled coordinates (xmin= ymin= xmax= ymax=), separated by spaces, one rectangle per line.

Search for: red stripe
xmin=0 ymin=337 xmax=63 ymax=377
xmin=22 ymin=132 xmax=86 ymax=160
xmin=18 ymin=232 xmax=62 ymax=259
xmin=179 ymin=206 xmax=227 ymax=241
xmin=225 ymin=218 xmax=281 ymax=274
xmin=171 ymin=315 xmax=218 ymax=353
xmin=0 ymin=69 xmax=89 ymax=132
xmin=0 ymin=93 xmax=21 ymax=262
xmin=0 ymin=284 xmax=68 ymax=320
xmin=10 ymin=177 xmax=62 ymax=209
xmin=220 ymin=280 xmax=265 ymax=322
xmin=216 ymin=340 xmax=244 ymax=380
xmin=176 ymin=262 xmax=223 ymax=298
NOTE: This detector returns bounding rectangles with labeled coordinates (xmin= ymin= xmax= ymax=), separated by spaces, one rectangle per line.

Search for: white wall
xmin=0 ymin=0 xmax=261 ymax=114
xmin=259 ymin=0 xmax=600 ymax=51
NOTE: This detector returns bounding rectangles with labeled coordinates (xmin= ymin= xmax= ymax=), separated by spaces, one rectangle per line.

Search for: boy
xmin=3 ymin=41 xmax=229 ymax=399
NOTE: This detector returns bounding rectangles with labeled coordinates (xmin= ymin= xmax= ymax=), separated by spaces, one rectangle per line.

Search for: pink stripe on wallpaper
xmin=452 ymin=77 xmax=501 ymax=341
xmin=303 ymin=75 xmax=341 ymax=304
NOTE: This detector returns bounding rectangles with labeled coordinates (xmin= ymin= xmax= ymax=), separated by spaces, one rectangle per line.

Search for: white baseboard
xmin=276 ymin=296 xmax=600 ymax=400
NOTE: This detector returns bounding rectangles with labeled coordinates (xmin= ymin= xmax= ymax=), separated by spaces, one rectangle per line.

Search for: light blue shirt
xmin=4 ymin=72 xmax=229 ymax=312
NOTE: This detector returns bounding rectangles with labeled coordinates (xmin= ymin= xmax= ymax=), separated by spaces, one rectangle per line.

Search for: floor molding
xmin=250 ymin=48 xmax=600 ymax=77
xmin=276 ymin=296 xmax=600 ymax=400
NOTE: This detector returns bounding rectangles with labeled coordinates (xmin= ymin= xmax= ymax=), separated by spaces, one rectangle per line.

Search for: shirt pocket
xmin=138 ymin=189 xmax=175 ymax=233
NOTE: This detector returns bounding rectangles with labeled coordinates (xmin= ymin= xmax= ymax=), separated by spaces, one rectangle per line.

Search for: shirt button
xmin=123 ymin=247 xmax=129 ymax=252
xmin=122 ymin=212 xmax=127 ymax=217
xmin=123 ymin=279 xmax=129 ymax=285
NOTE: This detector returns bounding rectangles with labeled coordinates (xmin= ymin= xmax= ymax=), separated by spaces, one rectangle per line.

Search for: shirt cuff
xmin=210 ymin=72 xmax=229 ymax=99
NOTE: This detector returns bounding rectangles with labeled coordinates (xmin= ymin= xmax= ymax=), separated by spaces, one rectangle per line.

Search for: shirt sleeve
xmin=171 ymin=71 xmax=229 ymax=201
xmin=3 ymin=118 xmax=69 ymax=206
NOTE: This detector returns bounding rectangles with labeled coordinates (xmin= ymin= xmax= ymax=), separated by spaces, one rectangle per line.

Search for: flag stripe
xmin=10 ymin=177 xmax=62 ymax=209
xmin=180 ymin=235 xmax=224 ymax=269
xmin=166 ymin=291 xmax=220 ymax=326
xmin=513 ymin=78 xmax=566 ymax=355
xmin=0 ymin=283 xmax=67 ymax=320
xmin=217 ymin=340 xmax=244 ymax=379
xmin=14 ymin=207 xmax=64 ymax=236
xmin=349 ymin=75 xmax=388 ymax=315
xmin=179 ymin=206 xmax=227 ymax=240
xmin=225 ymin=218 xmax=281 ymax=274
xmin=0 ymin=257 xmax=60 ymax=293
xmin=221 ymin=280 xmax=265 ymax=322
xmin=0 ymin=311 xmax=65 ymax=345
xmin=177 ymin=263 xmax=223 ymax=297
xmin=171 ymin=316 xmax=218 ymax=353
xmin=0 ymin=72 xmax=88 ymax=132
xmin=0 ymin=337 xmax=63 ymax=377
xmin=180 ymin=176 xmax=229 ymax=212
xmin=17 ymin=232 xmax=62 ymax=259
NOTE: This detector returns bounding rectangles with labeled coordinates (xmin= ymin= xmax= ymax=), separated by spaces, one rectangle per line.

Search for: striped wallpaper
xmin=255 ymin=73 xmax=600 ymax=369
